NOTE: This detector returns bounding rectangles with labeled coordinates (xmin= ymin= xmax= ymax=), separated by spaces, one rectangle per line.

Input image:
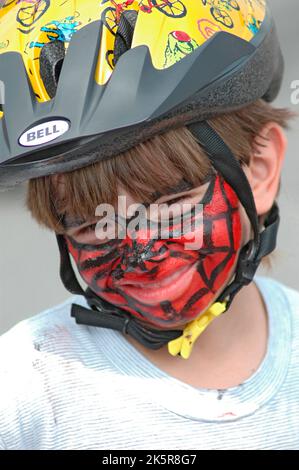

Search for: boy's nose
xmin=119 ymin=238 xmax=169 ymax=273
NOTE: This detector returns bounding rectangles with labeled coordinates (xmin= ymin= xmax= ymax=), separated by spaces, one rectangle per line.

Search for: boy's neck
xmin=124 ymin=280 xmax=269 ymax=390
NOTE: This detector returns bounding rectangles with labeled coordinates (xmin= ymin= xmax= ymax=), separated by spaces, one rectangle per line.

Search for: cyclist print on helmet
xmin=16 ymin=0 xmax=50 ymax=34
xmin=101 ymin=0 xmax=187 ymax=37
xmin=29 ymin=14 xmax=82 ymax=49
xmin=201 ymin=0 xmax=240 ymax=29
xmin=0 ymin=0 xmax=266 ymax=101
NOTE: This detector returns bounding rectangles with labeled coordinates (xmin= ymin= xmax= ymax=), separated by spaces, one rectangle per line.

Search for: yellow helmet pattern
xmin=0 ymin=0 xmax=266 ymax=103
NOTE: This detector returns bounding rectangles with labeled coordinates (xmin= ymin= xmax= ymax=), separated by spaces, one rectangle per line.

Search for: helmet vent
xmin=40 ymin=40 xmax=66 ymax=99
xmin=113 ymin=10 xmax=138 ymax=65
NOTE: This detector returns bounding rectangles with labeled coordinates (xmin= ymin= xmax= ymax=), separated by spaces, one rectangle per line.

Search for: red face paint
xmin=66 ymin=174 xmax=242 ymax=329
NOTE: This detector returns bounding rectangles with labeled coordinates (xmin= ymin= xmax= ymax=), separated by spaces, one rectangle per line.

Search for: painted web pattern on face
xmin=66 ymin=174 xmax=242 ymax=329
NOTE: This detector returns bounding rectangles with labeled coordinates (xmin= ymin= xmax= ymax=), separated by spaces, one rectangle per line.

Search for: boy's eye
xmin=71 ymin=222 xmax=112 ymax=245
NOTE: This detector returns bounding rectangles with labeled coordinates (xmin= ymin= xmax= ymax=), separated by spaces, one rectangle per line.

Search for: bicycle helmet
xmin=0 ymin=0 xmax=284 ymax=358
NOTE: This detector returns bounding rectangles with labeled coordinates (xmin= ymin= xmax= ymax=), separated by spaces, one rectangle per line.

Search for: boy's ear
xmin=245 ymin=122 xmax=287 ymax=216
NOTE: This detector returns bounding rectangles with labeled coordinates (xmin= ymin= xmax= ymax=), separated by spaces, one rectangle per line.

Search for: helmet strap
xmin=186 ymin=121 xmax=280 ymax=307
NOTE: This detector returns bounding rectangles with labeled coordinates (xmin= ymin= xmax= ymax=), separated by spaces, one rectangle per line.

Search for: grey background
xmin=0 ymin=0 xmax=298 ymax=335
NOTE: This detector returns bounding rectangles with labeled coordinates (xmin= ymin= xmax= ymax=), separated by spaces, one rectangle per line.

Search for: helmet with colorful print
xmin=0 ymin=0 xmax=283 ymax=189
xmin=0 ymin=0 xmax=284 ymax=358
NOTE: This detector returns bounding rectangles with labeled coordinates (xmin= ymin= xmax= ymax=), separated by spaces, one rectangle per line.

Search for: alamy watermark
xmin=93 ymin=197 xmax=204 ymax=250
xmin=291 ymin=80 xmax=299 ymax=105
xmin=0 ymin=80 xmax=4 ymax=106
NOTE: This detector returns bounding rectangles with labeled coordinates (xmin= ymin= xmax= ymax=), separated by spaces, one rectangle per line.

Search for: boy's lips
xmin=116 ymin=263 xmax=198 ymax=305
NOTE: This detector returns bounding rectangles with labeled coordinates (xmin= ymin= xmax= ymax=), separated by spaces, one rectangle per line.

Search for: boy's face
xmin=62 ymin=173 xmax=245 ymax=330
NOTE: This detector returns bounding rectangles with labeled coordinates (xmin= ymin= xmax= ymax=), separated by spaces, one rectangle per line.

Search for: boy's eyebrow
xmin=149 ymin=172 xmax=213 ymax=203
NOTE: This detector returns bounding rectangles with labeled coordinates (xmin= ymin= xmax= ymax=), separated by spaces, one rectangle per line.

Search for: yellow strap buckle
xmin=167 ymin=302 xmax=227 ymax=360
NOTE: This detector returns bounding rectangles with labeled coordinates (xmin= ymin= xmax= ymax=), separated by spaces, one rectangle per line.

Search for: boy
xmin=0 ymin=0 xmax=298 ymax=449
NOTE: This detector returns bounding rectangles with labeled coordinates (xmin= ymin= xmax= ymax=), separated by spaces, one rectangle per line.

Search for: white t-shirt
xmin=0 ymin=276 xmax=298 ymax=450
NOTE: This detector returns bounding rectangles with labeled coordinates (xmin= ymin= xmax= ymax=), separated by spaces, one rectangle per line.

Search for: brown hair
xmin=26 ymin=100 xmax=294 ymax=234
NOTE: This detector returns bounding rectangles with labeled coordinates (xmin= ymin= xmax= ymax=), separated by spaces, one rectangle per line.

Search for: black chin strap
xmin=55 ymin=121 xmax=280 ymax=350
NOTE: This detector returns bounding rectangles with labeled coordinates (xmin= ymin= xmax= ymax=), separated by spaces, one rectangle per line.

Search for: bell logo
xmin=19 ymin=120 xmax=70 ymax=147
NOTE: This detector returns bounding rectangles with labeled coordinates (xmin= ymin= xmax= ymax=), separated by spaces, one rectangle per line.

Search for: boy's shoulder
xmin=255 ymin=276 xmax=299 ymax=361
xmin=0 ymin=295 xmax=97 ymax=450
xmin=0 ymin=294 xmax=89 ymax=370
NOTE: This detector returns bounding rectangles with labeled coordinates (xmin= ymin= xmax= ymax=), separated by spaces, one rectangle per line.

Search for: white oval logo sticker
xmin=19 ymin=120 xmax=70 ymax=147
